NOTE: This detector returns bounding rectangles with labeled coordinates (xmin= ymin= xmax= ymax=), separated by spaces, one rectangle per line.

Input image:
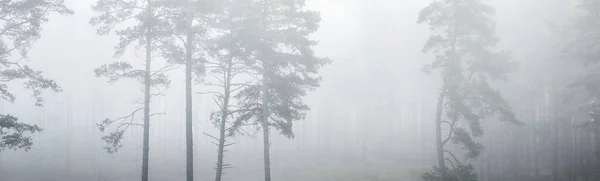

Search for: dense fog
xmin=0 ymin=0 xmax=597 ymax=181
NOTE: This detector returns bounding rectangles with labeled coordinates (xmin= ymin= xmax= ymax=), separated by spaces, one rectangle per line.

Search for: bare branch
xmin=444 ymin=149 xmax=462 ymax=166
xmin=113 ymin=108 xmax=144 ymax=125
xmin=149 ymin=112 xmax=165 ymax=118
xmin=226 ymin=108 xmax=258 ymax=116
xmin=213 ymin=96 xmax=223 ymax=110
xmin=441 ymin=118 xmax=457 ymax=146
xmin=445 ymin=158 xmax=455 ymax=169
xmin=151 ymin=63 xmax=180 ymax=77
xmin=196 ymin=91 xmax=223 ymax=96
xmin=203 ymin=132 xmax=219 ymax=141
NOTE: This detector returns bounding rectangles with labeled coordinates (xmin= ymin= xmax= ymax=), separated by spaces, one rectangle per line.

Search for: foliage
xmin=0 ymin=0 xmax=72 ymax=106
xmin=417 ymin=0 xmax=519 ymax=159
xmin=0 ymin=114 xmax=42 ymax=151
xmin=154 ymin=0 xmax=221 ymax=77
xmin=562 ymin=0 xmax=600 ymax=131
xmin=90 ymin=0 xmax=170 ymax=153
xmin=0 ymin=0 xmax=71 ymax=152
xmin=229 ymin=0 xmax=330 ymax=138
xmin=422 ymin=164 xmax=478 ymax=181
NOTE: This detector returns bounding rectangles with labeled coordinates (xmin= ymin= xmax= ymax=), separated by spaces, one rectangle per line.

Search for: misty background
xmin=0 ymin=0 xmax=587 ymax=181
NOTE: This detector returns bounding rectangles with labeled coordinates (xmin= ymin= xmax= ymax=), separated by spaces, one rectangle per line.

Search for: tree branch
xmin=444 ymin=149 xmax=462 ymax=166
xmin=203 ymin=132 xmax=219 ymax=141
xmin=441 ymin=118 xmax=457 ymax=146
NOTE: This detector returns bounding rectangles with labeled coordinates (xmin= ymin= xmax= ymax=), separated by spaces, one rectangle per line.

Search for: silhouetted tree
xmin=0 ymin=0 xmax=72 ymax=151
xmin=90 ymin=0 xmax=172 ymax=181
xmin=561 ymin=0 xmax=600 ymax=179
xmin=156 ymin=0 xmax=217 ymax=180
xmin=229 ymin=1 xmax=329 ymax=181
xmin=417 ymin=0 xmax=520 ymax=180
xmin=198 ymin=1 xmax=259 ymax=179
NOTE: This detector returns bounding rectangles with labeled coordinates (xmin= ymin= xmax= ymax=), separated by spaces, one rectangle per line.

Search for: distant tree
xmin=417 ymin=0 xmax=520 ymax=180
xmin=561 ymin=0 xmax=600 ymax=178
xmin=562 ymin=0 xmax=600 ymax=139
xmin=90 ymin=0 xmax=172 ymax=181
xmin=196 ymin=1 xmax=258 ymax=180
xmin=229 ymin=1 xmax=329 ymax=181
xmin=0 ymin=0 xmax=72 ymax=151
xmin=156 ymin=0 xmax=216 ymax=180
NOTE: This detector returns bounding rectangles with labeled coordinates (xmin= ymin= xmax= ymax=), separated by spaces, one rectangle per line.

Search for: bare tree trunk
xmin=142 ymin=1 xmax=153 ymax=181
xmin=215 ymin=61 xmax=232 ymax=181
xmin=588 ymin=125 xmax=600 ymax=180
xmin=261 ymin=76 xmax=271 ymax=181
xmin=184 ymin=1 xmax=195 ymax=180
xmin=435 ymin=93 xmax=446 ymax=180
xmin=215 ymin=101 xmax=228 ymax=181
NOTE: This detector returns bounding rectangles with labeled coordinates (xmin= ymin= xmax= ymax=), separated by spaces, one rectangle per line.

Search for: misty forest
xmin=2 ymin=0 xmax=600 ymax=181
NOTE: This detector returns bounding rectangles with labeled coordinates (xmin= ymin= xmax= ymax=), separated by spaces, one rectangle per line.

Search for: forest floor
xmin=0 ymin=150 xmax=432 ymax=181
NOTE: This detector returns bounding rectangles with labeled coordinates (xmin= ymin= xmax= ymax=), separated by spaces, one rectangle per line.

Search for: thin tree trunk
xmin=594 ymin=125 xmax=600 ymax=180
xmin=435 ymin=93 xmax=446 ymax=180
xmin=142 ymin=1 xmax=152 ymax=181
xmin=215 ymin=61 xmax=232 ymax=181
xmin=184 ymin=1 xmax=195 ymax=180
xmin=261 ymin=75 xmax=271 ymax=181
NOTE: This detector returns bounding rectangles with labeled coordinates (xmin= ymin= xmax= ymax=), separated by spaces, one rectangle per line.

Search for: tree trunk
xmin=215 ymin=98 xmax=228 ymax=181
xmin=261 ymin=75 xmax=271 ymax=181
xmin=435 ymin=93 xmax=446 ymax=180
xmin=215 ymin=62 xmax=232 ymax=181
xmin=142 ymin=1 xmax=152 ymax=181
xmin=184 ymin=1 xmax=195 ymax=180
xmin=594 ymin=126 xmax=600 ymax=180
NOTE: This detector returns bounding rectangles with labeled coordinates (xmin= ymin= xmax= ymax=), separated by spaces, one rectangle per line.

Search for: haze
xmin=0 ymin=0 xmax=594 ymax=181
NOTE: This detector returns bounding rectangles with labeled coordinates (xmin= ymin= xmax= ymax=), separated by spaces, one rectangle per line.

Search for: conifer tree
xmin=0 ymin=0 xmax=72 ymax=151
xmin=156 ymin=0 xmax=216 ymax=180
xmin=561 ymin=0 xmax=600 ymax=178
xmin=229 ymin=1 xmax=329 ymax=181
xmin=417 ymin=0 xmax=520 ymax=180
xmin=90 ymin=0 xmax=172 ymax=180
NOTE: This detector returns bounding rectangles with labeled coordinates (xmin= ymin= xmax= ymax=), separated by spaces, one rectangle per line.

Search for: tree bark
xmin=261 ymin=75 xmax=271 ymax=181
xmin=215 ymin=60 xmax=232 ymax=181
xmin=142 ymin=1 xmax=152 ymax=181
xmin=184 ymin=1 xmax=195 ymax=180
xmin=435 ymin=93 xmax=446 ymax=180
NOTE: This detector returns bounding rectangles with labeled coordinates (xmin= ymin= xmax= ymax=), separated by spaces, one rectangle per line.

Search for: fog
xmin=0 ymin=0 xmax=596 ymax=181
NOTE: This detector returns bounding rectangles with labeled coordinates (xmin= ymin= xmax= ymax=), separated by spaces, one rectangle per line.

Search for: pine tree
xmin=229 ymin=1 xmax=329 ymax=181
xmin=197 ymin=1 xmax=261 ymax=180
xmin=561 ymin=0 xmax=600 ymax=179
xmin=0 ymin=0 xmax=72 ymax=151
xmin=156 ymin=0 xmax=217 ymax=180
xmin=417 ymin=0 xmax=520 ymax=180
xmin=90 ymin=0 xmax=173 ymax=181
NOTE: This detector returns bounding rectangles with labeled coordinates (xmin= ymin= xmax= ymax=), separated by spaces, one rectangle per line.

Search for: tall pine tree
xmin=90 ymin=0 xmax=172 ymax=180
xmin=230 ymin=0 xmax=329 ymax=181
xmin=561 ymin=0 xmax=600 ymax=178
xmin=157 ymin=0 xmax=218 ymax=180
xmin=417 ymin=0 xmax=520 ymax=180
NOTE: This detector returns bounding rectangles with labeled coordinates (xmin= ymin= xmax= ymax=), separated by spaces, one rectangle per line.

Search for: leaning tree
xmin=417 ymin=0 xmax=520 ymax=180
